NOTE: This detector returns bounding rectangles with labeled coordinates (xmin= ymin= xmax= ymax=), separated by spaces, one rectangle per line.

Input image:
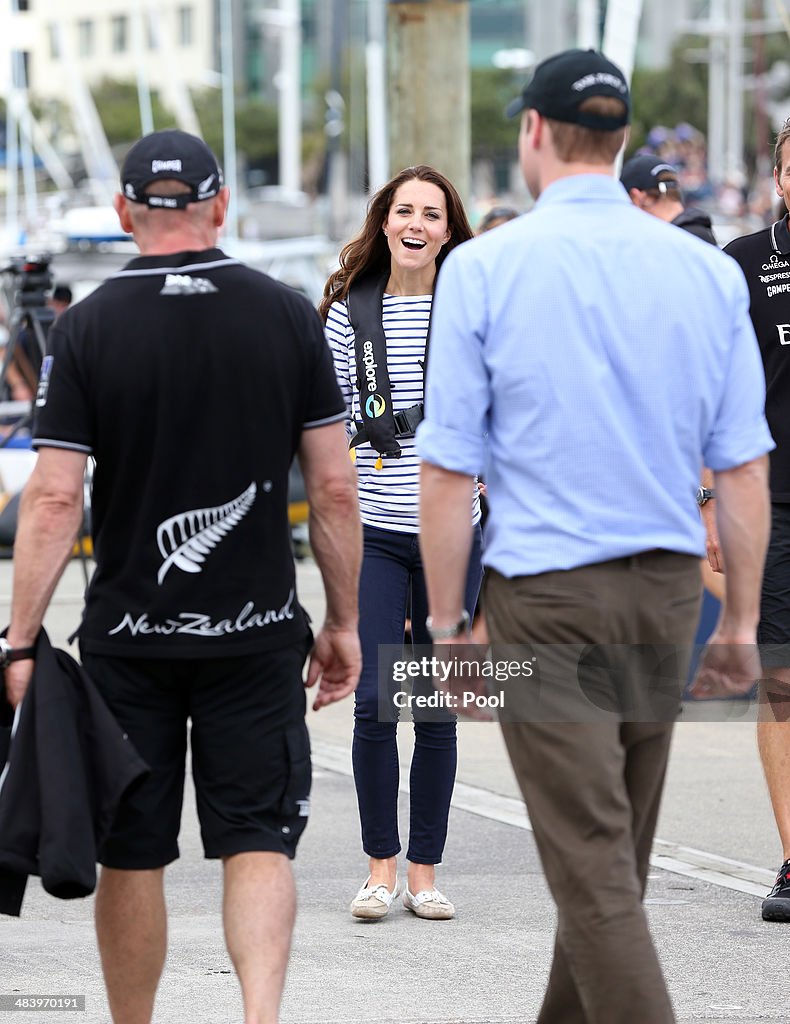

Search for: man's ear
xmin=113 ymin=193 xmax=133 ymax=234
xmin=524 ymin=110 xmax=539 ymax=148
xmin=213 ymin=187 xmax=230 ymax=228
xmin=775 ymin=166 xmax=784 ymax=200
xmin=527 ymin=109 xmax=548 ymax=153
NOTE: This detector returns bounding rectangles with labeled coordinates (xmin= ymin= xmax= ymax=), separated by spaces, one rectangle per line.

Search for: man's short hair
xmin=544 ymin=98 xmax=628 ymax=164
xmin=478 ymin=206 xmax=520 ymax=233
xmin=775 ymin=118 xmax=790 ymax=175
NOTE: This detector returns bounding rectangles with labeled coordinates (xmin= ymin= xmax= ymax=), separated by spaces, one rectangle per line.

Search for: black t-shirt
xmin=724 ymin=218 xmax=790 ymax=501
xmin=33 ymin=248 xmax=346 ymax=656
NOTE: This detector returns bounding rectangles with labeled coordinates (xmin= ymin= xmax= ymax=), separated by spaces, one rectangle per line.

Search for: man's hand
xmin=305 ymin=626 xmax=361 ymax=711
xmin=432 ymin=617 xmax=493 ymax=721
xmin=4 ymin=659 xmax=34 ymax=709
xmin=689 ymin=629 xmax=760 ymax=699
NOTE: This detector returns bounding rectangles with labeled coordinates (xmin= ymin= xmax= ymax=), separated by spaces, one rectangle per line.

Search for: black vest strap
xmin=347 ymin=274 xmax=402 ymax=459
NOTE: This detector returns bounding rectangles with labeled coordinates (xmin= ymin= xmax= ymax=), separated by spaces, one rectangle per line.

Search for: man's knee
xmin=221 ymin=850 xmax=291 ymax=869
xmin=758 ymin=674 xmax=790 ymax=722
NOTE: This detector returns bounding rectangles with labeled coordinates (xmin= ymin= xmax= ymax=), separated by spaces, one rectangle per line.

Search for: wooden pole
xmin=387 ymin=0 xmax=470 ymax=201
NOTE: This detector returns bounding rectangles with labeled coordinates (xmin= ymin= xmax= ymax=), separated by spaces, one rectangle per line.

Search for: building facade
xmin=9 ymin=0 xmax=220 ymax=109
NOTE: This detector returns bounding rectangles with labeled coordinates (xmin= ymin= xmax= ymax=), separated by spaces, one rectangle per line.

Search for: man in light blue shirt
xmin=417 ymin=48 xmax=773 ymax=1024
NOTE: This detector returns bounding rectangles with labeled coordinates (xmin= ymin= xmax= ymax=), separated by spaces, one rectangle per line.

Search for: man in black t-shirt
xmin=4 ymin=130 xmax=362 ymax=1021
xmin=711 ymin=118 xmax=790 ymax=923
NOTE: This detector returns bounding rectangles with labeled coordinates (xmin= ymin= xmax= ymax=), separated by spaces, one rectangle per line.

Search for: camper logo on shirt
xmin=160 ymin=273 xmax=218 ymax=296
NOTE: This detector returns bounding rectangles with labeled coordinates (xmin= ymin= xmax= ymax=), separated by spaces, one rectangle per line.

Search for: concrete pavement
xmin=0 ymin=559 xmax=787 ymax=1023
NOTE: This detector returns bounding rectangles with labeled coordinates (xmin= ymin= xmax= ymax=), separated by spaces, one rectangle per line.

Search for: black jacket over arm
xmin=0 ymin=630 xmax=148 ymax=916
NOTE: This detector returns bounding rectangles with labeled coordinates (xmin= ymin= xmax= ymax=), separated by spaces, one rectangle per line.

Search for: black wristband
xmin=0 ymin=638 xmax=36 ymax=668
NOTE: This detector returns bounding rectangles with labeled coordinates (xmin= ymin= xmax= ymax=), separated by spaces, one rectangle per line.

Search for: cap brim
xmin=505 ymin=95 xmax=528 ymax=120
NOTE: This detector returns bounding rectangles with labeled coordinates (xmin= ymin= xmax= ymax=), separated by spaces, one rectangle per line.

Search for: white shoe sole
xmin=349 ymin=878 xmax=399 ymax=919
xmin=350 ymin=898 xmax=393 ymax=919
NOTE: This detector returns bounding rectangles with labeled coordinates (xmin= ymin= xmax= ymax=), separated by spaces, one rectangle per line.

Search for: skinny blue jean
xmin=352 ymin=523 xmax=483 ymax=864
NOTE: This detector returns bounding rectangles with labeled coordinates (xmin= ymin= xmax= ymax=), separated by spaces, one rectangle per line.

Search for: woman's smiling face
xmin=382 ymin=179 xmax=451 ymax=275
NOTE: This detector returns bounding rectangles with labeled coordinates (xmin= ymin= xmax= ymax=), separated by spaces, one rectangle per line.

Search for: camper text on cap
xmin=121 ymin=130 xmax=224 ymax=210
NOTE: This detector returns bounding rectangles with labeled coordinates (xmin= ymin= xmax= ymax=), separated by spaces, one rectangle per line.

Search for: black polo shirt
xmin=725 ymin=217 xmax=790 ymax=501
xmin=33 ymin=248 xmax=346 ymax=657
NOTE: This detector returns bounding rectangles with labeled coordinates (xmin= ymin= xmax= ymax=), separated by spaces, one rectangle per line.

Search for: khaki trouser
xmin=484 ymin=551 xmax=701 ymax=1024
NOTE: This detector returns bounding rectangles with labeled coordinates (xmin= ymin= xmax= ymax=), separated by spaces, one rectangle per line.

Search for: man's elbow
xmin=20 ymin=481 xmax=84 ymax=529
xmin=715 ymin=454 xmax=770 ymax=487
xmin=420 ymin=460 xmax=474 ymax=494
xmin=307 ymin=467 xmax=359 ymax=519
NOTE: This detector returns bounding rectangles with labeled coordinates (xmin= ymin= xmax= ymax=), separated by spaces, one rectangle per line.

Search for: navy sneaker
xmin=762 ymin=859 xmax=790 ymax=921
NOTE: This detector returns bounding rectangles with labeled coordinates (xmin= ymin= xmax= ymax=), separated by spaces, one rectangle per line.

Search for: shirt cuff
xmin=416 ymin=420 xmax=485 ymax=477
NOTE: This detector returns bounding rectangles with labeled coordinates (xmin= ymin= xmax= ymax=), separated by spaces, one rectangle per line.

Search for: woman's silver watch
xmin=426 ymin=610 xmax=470 ymax=641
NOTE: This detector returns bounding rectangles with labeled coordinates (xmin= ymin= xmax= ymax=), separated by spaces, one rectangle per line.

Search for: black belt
xmin=349 ymin=402 xmax=424 ymax=451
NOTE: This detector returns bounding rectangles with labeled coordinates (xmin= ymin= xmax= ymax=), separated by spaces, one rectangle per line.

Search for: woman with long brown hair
xmin=321 ymin=166 xmax=483 ymax=921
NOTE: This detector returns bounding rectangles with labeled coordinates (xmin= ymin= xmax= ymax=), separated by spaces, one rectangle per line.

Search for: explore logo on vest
xmin=365 ymin=393 xmax=386 ymax=418
xmin=361 ymin=339 xmax=379 ymax=392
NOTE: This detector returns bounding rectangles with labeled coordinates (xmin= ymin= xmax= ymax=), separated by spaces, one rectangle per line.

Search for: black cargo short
xmin=759 ymin=502 xmax=790 ymax=669
xmin=81 ymin=642 xmax=311 ymax=869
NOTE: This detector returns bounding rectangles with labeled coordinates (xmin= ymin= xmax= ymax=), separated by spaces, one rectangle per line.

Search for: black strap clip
xmin=392 ymin=403 xmax=424 ymax=437
xmin=349 ymin=402 xmax=424 ymax=454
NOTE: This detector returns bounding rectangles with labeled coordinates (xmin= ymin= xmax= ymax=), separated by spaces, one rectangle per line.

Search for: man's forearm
xmin=8 ymin=486 xmax=84 ymax=647
xmin=714 ymin=455 xmax=770 ymax=632
xmin=419 ymin=462 xmax=474 ymax=627
xmin=308 ymin=485 xmax=361 ymax=630
xmin=699 ymin=466 xmax=716 ymax=531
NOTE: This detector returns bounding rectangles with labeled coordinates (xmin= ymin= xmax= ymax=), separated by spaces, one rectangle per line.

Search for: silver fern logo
xmin=156 ymin=483 xmax=257 ymax=585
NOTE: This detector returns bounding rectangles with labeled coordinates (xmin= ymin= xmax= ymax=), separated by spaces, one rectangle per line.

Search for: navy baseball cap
xmin=506 ymin=48 xmax=631 ymax=130
xmin=121 ymin=130 xmax=224 ymax=210
xmin=620 ymin=154 xmax=681 ymax=193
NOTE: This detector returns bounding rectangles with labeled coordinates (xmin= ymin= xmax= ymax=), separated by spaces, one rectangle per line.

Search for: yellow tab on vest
xmin=374 ymin=456 xmax=383 ymax=471
xmin=349 ymin=447 xmax=357 ymax=464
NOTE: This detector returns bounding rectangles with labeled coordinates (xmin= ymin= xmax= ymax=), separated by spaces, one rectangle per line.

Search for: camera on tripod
xmin=2 ymin=254 xmax=54 ymax=312
xmin=0 ymin=254 xmax=56 ymax=438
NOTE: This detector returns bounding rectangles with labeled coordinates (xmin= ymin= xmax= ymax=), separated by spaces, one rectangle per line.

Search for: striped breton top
xmin=325 ymin=293 xmax=481 ymax=534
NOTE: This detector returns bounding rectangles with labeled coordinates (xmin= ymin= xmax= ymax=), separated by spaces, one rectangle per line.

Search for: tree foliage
xmin=90 ymin=78 xmax=174 ymax=147
xmin=627 ymin=37 xmax=708 ymax=157
xmin=470 ymin=67 xmax=521 ymax=159
xmin=628 ymin=30 xmax=790 ymax=171
xmin=89 ymin=78 xmax=279 ymax=172
xmin=192 ymin=90 xmax=279 ymax=165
